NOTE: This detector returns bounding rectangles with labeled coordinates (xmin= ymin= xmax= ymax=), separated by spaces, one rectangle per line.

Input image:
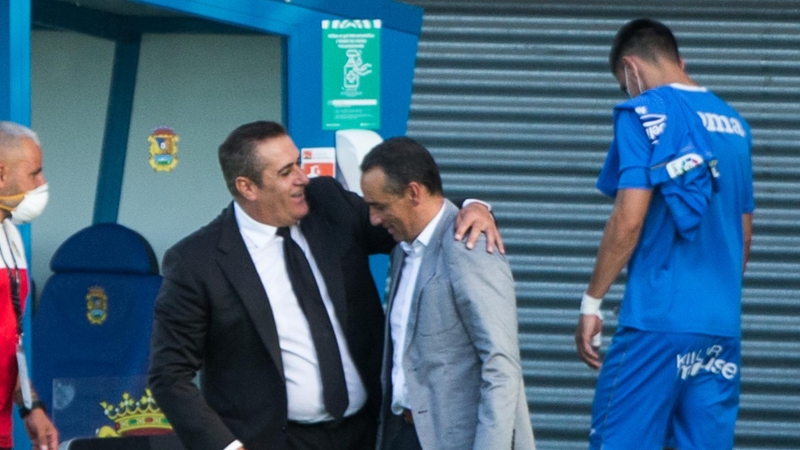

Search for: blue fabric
xmin=50 ymin=223 xmax=158 ymax=275
xmin=607 ymin=86 xmax=719 ymax=240
xmin=31 ymin=224 xmax=162 ymax=441
xmin=591 ymin=327 xmax=740 ymax=450
xmin=596 ymin=84 xmax=754 ymax=337
xmin=645 ymin=87 xmax=719 ymax=240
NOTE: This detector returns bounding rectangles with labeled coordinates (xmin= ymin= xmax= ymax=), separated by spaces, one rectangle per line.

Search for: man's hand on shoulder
xmin=454 ymin=201 xmax=504 ymax=254
xmin=23 ymin=408 xmax=58 ymax=450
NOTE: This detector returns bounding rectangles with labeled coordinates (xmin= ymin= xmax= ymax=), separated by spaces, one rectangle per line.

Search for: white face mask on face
xmin=624 ymin=64 xmax=644 ymax=99
xmin=4 ymin=183 xmax=49 ymax=224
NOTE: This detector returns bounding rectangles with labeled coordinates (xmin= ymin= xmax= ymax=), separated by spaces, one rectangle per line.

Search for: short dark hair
xmin=218 ymin=120 xmax=287 ymax=197
xmin=609 ymin=18 xmax=680 ymax=74
xmin=360 ymin=137 xmax=443 ymax=197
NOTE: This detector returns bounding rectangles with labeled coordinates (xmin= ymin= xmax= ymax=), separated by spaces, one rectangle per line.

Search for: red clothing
xmin=0 ymin=220 xmax=29 ymax=448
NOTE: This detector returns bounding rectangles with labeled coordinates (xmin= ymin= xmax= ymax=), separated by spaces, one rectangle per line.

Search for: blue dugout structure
xmin=2 ymin=0 xmax=421 ymax=445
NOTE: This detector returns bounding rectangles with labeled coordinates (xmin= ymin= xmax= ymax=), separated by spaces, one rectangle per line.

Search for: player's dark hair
xmin=609 ymin=18 xmax=680 ymax=74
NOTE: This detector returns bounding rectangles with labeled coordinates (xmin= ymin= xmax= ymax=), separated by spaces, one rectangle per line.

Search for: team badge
xmin=147 ymin=127 xmax=179 ymax=172
xmin=86 ymin=286 xmax=108 ymax=325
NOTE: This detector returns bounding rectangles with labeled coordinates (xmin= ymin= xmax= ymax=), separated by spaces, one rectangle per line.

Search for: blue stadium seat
xmin=31 ymin=223 xmax=163 ymax=442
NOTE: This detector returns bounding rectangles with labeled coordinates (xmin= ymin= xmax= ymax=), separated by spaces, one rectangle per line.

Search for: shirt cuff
xmin=223 ymin=440 xmax=244 ymax=450
xmin=462 ymin=198 xmax=491 ymax=211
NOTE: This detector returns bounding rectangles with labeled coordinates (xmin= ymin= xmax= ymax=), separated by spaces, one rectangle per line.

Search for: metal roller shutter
xmin=402 ymin=1 xmax=800 ymax=449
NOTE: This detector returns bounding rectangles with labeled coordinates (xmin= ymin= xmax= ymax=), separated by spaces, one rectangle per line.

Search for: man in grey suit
xmin=360 ymin=137 xmax=535 ymax=450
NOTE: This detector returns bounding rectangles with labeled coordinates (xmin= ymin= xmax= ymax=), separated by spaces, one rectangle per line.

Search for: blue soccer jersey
xmin=596 ymin=83 xmax=754 ymax=337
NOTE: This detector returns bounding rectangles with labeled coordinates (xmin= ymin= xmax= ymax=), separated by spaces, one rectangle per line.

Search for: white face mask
xmin=624 ymin=65 xmax=644 ymax=99
xmin=5 ymin=183 xmax=49 ymax=224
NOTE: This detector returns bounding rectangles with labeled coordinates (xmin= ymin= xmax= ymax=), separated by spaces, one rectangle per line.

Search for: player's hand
xmin=575 ymin=313 xmax=603 ymax=370
xmin=454 ymin=202 xmax=505 ymax=254
xmin=23 ymin=408 xmax=58 ymax=450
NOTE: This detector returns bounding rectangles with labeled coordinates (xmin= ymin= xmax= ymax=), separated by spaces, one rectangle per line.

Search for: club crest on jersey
xmin=86 ymin=286 xmax=108 ymax=325
xmin=148 ymin=127 xmax=179 ymax=172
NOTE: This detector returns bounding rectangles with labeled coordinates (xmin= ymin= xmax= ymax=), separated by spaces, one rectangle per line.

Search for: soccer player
xmin=574 ymin=18 xmax=754 ymax=450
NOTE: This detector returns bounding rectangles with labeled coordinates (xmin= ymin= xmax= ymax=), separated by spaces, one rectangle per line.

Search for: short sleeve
xmin=596 ymin=108 xmax=653 ymax=196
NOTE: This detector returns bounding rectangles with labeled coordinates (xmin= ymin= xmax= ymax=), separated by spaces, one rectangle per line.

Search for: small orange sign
xmin=301 ymin=147 xmax=336 ymax=178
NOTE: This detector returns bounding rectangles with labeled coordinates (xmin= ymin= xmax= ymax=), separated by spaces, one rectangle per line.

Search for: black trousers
xmin=286 ymin=408 xmax=375 ymax=450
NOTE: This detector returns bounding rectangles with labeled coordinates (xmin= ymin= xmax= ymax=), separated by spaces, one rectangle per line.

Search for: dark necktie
xmin=276 ymin=226 xmax=349 ymax=421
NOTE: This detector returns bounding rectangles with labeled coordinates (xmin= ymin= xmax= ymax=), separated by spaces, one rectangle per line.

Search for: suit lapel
xmin=300 ymin=213 xmax=349 ymax=331
xmin=403 ymin=201 xmax=458 ymax=353
xmin=216 ymin=204 xmax=285 ymax=381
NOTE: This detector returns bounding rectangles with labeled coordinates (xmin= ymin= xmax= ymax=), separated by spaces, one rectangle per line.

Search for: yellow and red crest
xmin=86 ymin=286 xmax=108 ymax=325
xmin=148 ymin=127 xmax=179 ymax=172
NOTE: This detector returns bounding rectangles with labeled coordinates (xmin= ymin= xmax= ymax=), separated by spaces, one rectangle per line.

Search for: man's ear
xmin=235 ymin=176 xmax=258 ymax=201
xmin=406 ymin=181 xmax=423 ymax=206
xmin=620 ymin=56 xmax=639 ymax=77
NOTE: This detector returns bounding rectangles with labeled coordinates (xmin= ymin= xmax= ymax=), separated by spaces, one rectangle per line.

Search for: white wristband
xmin=580 ymin=292 xmax=603 ymax=320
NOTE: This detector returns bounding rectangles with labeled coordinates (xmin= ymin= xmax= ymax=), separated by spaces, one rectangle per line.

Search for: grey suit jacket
xmin=376 ymin=200 xmax=535 ymax=450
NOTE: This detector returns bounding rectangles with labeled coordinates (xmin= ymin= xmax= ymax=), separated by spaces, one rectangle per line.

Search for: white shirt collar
xmin=399 ymin=201 xmax=447 ymax=256
xmin=234 ymin=201 xmax=282 ymax=248
xmin=670 ymin=82 xmax=708 ymax=92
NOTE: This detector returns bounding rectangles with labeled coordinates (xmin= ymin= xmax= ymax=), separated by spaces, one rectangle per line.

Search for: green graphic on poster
xmin=322 ymin=19 xmax=381 ymax=130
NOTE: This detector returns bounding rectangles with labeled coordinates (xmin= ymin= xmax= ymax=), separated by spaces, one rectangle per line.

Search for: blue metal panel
xmin=93 ymin=37 xmax=141 ymax=224
xmin=288 ymin=0 xmax=422 ymax=35
xmin=32 ymin=0 xmax=133 ymax=41
xmin=132 ymin=0 xmax=300 ymax=36
xmin=379 ymin=28 xmax=420 ymax=138
xmin=1 ymin=0 xmax=31 ymax=122
xmin=0 ymin=5 xmax=10 ymax=120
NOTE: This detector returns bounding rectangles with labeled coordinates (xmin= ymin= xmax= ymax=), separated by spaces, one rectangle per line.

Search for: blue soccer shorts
xmin=589 ymin=326 xmax=741 ymax=450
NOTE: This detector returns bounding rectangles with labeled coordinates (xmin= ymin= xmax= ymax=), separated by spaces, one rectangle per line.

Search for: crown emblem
xmin=97 ymin=389 xmax=172 ymax=437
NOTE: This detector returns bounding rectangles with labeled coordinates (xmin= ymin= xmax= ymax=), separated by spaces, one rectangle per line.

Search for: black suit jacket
xmin=148 ymin=177 xmax=395 ymax=450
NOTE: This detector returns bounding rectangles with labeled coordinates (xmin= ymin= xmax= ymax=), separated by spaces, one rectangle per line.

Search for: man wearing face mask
xmin=574 ymin=19 xmax=754 ymax=450
xmin=0 ymin=122 xmax=58 ymax=450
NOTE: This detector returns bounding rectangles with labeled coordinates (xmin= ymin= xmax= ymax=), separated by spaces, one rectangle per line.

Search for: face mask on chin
xmin=624 ymin=64 xmax=644 ymax=99
xmin=0 ymin=183 xmax=49 ymax=224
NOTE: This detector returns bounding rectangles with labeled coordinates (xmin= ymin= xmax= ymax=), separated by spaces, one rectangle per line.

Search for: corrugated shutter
xmin=402 ymin=1 xmax=800 ymax=449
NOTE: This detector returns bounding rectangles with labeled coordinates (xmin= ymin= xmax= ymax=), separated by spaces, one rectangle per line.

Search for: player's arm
xmin=575 ymin=187 xmax=651 ymax=369
xmin=742 ymin=213 xmax=753 ymax=273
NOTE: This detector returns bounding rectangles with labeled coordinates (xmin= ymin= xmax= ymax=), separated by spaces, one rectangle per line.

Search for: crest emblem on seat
xmin=86 ymin=286 xmax=108 ymax=325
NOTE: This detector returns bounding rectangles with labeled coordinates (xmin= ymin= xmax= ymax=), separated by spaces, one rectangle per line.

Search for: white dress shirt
xmin=389 ymin=202 xmax=447 ymax=414
xmin=233 ymin=203 xmax=367 ymax=424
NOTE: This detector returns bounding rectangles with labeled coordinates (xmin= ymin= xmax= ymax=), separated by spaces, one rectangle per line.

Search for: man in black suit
xmin=148 ymin=121 xmax=500 ymax=450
